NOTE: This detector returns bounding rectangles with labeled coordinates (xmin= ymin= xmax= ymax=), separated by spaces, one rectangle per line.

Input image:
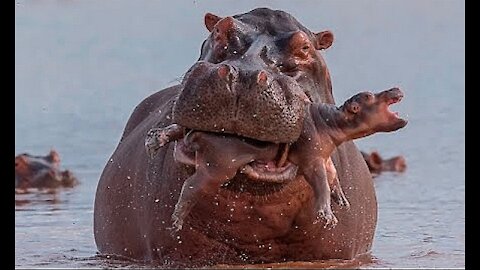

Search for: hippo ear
xmin=346 ymin=101 xmax=361 ymax=114
xmin=49 ymin=149 xmax=61 ymax=164
xmin=370 ymin=151 xmax=383 ymax=165
xmin=205 ymin=13 xmax=222 ymax=32
xmin=314 ymin=30 xmax=334 ymax=50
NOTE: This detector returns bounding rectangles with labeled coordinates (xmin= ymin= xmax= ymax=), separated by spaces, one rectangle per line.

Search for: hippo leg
xmin=145 ymin=124 xmax=185 ymax=158
xmin=171 ymin=168 xmax=227 ymax=233
xmin=303 ymin=160 xmax=338 ymax=228
xmin=326 ymin=157 xmax=350 ymax=209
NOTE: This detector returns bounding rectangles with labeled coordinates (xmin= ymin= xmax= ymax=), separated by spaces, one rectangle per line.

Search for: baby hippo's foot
xmin=169 ymin=201 xmax=193 ymax=235
xmin=170 ymin=210 xmax=185 ymax=234
xmin=331 ymin=188 xmax=351 ymax=210
xmin=145 ymin=128 xmax=171 ymax=159
xmin=313 ymin=204 xmax=338 ymax=229
xmin=168 ymin=215 xmax=184 ymax=238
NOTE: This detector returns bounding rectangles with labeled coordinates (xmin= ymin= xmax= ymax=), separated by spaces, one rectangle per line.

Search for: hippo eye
xmin=364 ymin=93 xmax=375 ymax=103
xmin=301 ymin=45 xmax=310 ymax=53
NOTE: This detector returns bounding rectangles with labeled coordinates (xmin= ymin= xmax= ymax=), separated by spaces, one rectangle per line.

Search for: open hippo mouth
xmin=174 ymin=131 xmax=299 ymax=188
xmin=383 ymin=88 xmax=404 ymax=120
xmin=378 ymin=88 xmax=408 ymax=130
xmin=239 ymin=143 xmax=298 ymax=183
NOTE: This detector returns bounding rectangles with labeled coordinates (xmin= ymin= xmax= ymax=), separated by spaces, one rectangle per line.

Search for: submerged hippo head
xmin=15 ymin=150 xmax=79 ymax=190
xmin=172 ymin=8 xmax=335 ymax=143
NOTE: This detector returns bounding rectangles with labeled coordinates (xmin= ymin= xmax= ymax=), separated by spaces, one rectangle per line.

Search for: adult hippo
xmin=94 ymin=8 xmax=378 ymax=267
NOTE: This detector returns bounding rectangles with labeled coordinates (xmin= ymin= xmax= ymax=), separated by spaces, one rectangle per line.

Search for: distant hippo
xmin=15 ymin=150 xmax=78 ymax=190
xmin=361 ymin=151 xmax=407 ymax=176
xmin=94 ymin=8 xmax=399 ymax=267
xmin=146 ymin=88 xmax=407 ymax=231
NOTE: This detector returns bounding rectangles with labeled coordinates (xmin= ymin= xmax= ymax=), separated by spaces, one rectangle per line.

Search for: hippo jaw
xmin=173 ymin=131 xmax=299 ymax=185
xmin=371 ymin=88 xmax=408 ymax=132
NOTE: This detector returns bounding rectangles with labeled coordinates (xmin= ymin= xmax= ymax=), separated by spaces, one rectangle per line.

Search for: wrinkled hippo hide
xmin=94 ymin=8 xmax=377 ymax=267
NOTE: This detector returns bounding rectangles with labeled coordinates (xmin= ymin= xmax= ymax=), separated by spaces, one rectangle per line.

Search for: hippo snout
xmin=173 ymin=61 xmax=306 ymax=143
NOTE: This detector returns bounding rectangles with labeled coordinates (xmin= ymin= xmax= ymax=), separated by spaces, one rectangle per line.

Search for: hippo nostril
xmin=217 ymin=64 xmax=232 ymax=81
xmin=257 ymin=70 xmax=268 ymax=86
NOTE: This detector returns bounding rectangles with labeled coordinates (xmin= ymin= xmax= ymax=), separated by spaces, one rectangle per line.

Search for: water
xmin=15 ymin=0 xmax=465 ymax=268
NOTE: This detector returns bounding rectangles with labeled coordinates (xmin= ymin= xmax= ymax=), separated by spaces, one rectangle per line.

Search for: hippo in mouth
xmin=94 ymin=8 xmax=404 ymax=267
xmin=146 ymin=88 xmax=407 ymax=232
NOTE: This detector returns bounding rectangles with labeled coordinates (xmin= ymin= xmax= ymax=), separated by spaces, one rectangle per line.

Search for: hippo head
xmin=172 ymin=8 xmax=335 ymax=143
xmin=340 ymin=88 xmax=408 ymax=136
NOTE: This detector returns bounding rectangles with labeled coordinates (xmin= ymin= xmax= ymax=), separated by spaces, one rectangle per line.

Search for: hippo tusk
xmin=276 ymin=143 xmax=290 ymax=168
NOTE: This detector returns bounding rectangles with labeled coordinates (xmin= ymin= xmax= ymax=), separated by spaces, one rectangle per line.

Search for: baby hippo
xmin=146 ymin=87 xmax=407 ymax=230
xmin=15 ymin=150 xmax=79 ymax=191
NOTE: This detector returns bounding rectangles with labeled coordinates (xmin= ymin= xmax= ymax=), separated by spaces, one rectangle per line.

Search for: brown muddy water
xmin=15 ymin=0 xmax=464 ymax=268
